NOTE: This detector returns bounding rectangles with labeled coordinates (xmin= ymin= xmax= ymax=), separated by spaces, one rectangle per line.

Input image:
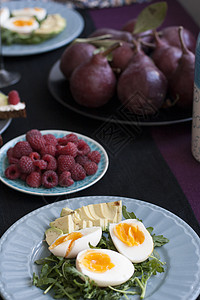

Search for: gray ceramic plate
xmin=0 ymin=196 xmax=199 ymax=300
xmin=2 ymin=1 xmax=84 ymax=56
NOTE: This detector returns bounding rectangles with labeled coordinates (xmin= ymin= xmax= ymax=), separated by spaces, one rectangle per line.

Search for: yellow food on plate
xmin=109 ymin=219 xmax=154 ymax=263
xmin=46 ymin=200 xmax=122 ymax=242
xmin=76 ymin=248 xmax=135 ymax=287
xmin=12 ymin=7 xmax=47 ymax=21
xmin=48 ymin=227 xmax=102 ymax=258
xmin=3 ymin=16 xmax=39 ymax=34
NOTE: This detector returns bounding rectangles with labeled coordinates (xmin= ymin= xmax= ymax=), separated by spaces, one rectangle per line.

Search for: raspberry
xmin=84 ymin=161 xmax=98 ymax=175
xmin=71 ymin=163 xmax=86 ymax=181
xmin=28 ymin=135 xmax=46 ymax=151
xmin=42 ymin=154 xmax=57 ymax=171
xmin=77 ymin=140 xmax=91 ymax=155
xmin=56 ymin=142 xmax=77 ymax=157
xmin=43 ymin=134 xmax=58 ymax=146
xmin=13 ymin=141 xmax=33 ymax=158
xmin=40 ymin=144 xmax=56 ymax=157
xmin=18 ymin=156 xmax=35 ymax=174
xmin=42 ymin=170 xmax=58 ymax=188
xmin=33 ymin=159 xmax=47 ymax=171
xmin=8 ymin=156 xmax=19 ymax=165
xmin=26 ymin=129 xmax=42 ymax=142
xmin=75 ymin=155 xmax=90 ymax=166
xmin=7 ymin=147 xmax=13 ymax=158
xmin=87 ymin=151 xmax=101 ymax=164
xmin=57 ymin=155 xmax=75 ymax=173
xmin=57 ymin=133 xmax=78 ymax=145
xmin=5 ymin=164 xmax=20 ymax=180
xmin=26 ymin=172 xmax=42 ymax=188
xmin=59 ymin=171 xmax=74 ymax=187
xmin=8 ymin=90 xmax=20 ymax=105
xmin=29 ymin=152 xmax=40 ymax=161
xmin=20 ymin=173 xmax=28 ymax=181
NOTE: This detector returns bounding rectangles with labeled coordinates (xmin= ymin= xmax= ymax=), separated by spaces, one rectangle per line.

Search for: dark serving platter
xmin=48 ymin=60 xmax=192 ymax=126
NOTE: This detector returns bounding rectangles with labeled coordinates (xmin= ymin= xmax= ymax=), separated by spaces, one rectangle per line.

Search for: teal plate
xmin=0 ymin=130 xmax=109 ymax=196
xmin=2 ymin=1 xmax=84 ymax=56
xmin=0 ymin=196 xmax=199 ymax=300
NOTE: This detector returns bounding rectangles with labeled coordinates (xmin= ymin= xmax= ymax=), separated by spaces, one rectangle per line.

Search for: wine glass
xmin=0 ymin=1 xmax=21 ymax=88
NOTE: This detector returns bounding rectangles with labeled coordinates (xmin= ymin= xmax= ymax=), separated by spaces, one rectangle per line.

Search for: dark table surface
xmin=0 ymin=0 xmax=199 ymax=299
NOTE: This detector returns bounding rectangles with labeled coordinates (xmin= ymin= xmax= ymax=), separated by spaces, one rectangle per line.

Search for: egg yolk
xmin=80 ymin=250 xmax=115 ymax=273
xmin=49 ymin=232 xmax=83 ymax=257
xmin=13 ymin=19 xmax=34 ymax=27
xmin=114 ymin=223 xmax=145 ymax=247
xmin=34 ymin=7 xmax=43 ymax=11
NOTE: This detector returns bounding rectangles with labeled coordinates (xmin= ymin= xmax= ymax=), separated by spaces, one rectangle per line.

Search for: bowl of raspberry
xmin=0 ymin=129 xmax=109 ymax=196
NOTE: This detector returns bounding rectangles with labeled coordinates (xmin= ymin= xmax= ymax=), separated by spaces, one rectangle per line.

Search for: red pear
xmin=169 ymin=27 xmax=195 ymax=110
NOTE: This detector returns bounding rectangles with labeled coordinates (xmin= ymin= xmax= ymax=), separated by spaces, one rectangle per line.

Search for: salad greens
xmin=1 ymin=27 xmax=56 ymax=45
xmin=33 ymin=205 xmax=169 ymax=299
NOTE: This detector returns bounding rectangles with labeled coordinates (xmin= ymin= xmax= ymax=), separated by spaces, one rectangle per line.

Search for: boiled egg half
xmin=12 ymin=7 xmax=47 ymax=21
xmin=0 ymin=7 xmax=10 ymax=26
xmin=76 ymin=248 xmax=134 ymax=287
xmin=49 ymin=227 xmax=102 ymax=258
xmin=109 ymin=219 xmax=154 ymax=263
xmin=3 ymin=16 xmax=39 ymax=34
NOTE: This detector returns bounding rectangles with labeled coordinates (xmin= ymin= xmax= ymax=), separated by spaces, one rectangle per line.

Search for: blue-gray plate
xmin=0 ymin=196 xmax=199 ymax=300
xmin=2 ymin=1 xmax=84 ymax=56
xmin=0 ymin=130 xmax=109 ymax=196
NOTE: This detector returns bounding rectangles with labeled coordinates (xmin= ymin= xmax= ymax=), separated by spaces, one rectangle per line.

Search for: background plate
xmin=0 ymin=130 xmax=109 ymax=196
xmin=2 ymin=1 xmax=84 ymax=56
xmin=48 ymin=60 xmax=192 ymax=126
xmin=0 ymin=119 xmax=11 ymax=134
xmin=0 ymin=196 xmax=199 ymax=300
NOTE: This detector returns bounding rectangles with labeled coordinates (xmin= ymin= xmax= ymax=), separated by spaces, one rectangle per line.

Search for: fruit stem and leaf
xmin=133 ymin=1 xmax=168 ymax=34
xmin=73 ymin=34 xmax=112 ymax=44
xmin=178 ymin=26 xmax=188 ymax=55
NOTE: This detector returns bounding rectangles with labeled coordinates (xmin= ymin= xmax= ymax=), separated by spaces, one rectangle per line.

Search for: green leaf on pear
xmin=133 ymin=1 xmax=168 ymax=34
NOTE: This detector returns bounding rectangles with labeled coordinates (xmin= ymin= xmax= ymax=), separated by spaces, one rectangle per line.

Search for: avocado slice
xmin=60 ymin=207 xmax=74 ymax=217
xmin=0 ymin=92 xmax=8 ymax=106
xmin=50 ymin=214 xmax=76 ymax=233
xmin=45 ymin=227 xmax=63 ymax=246
xmin=35 ymin=14 xmax=66 ymax=37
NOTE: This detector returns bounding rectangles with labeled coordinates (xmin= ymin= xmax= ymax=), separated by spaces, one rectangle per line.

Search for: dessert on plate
xmin=0 ymin=90 xmax=26 ymax=119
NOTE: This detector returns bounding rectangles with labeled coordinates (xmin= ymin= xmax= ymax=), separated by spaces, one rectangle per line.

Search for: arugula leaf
xmin=122 ymin=205 xmax=137 ymax=219
xmin=1 ymin=27 xmax=57 ymax=45
xmin=152 ymin=234 xmax=169 ymax=247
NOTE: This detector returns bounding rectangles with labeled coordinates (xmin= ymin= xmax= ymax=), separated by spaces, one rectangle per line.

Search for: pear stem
xmin=178 ymin=26 xmax=188 ymax=55
xmin=74 ymin=34 xmax=112 ymax=44
xmin=102 ymin=42 xmax=122 ymax=57
xmin=141 ymin=40 xmax=155 ymax=48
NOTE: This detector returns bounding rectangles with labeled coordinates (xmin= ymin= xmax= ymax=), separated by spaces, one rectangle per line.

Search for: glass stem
xmin=0 ymin=0 xmax=5 ymax=71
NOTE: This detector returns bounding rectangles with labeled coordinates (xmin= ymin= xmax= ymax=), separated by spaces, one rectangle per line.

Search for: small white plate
xmin=0 ymin=196 xmax=199 ymax=300
xmin=0 ymin=130 xmax=109 ymax=196
xmin=2 ymin=1 xmax=84 ymax=56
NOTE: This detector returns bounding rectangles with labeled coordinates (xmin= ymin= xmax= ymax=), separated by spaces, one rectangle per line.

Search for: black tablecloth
xmin=0 ymin=5 xmax=199 ymax=300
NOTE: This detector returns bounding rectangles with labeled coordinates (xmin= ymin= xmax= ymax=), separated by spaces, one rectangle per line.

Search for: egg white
xmin=0 ymin=7 xmax=10 ymax=26
xmin=76 ymin=248 xmax=134 ymax=287
xmin=49 ymin=227 xmax=102 ymax=258
xmin=3 ymin=16 xmax=39 ymax=34
xmin=12 ymin=7 xmax=47 ymax=21
xmin=109 ymin=219 xmax=154 ymax=263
